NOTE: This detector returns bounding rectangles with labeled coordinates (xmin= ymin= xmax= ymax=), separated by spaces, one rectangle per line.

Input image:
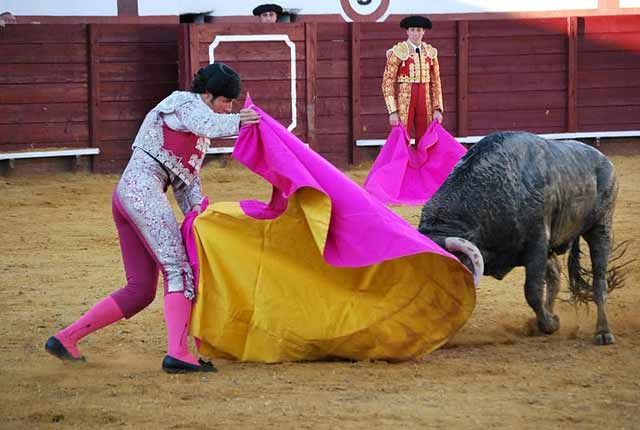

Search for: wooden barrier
xmin=1 ymin=16 xmax=639 ymax=172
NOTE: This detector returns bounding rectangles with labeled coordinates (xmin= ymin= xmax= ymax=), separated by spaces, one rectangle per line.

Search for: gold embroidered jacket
xmin=381 ymin=41 xmax=444 ymax=125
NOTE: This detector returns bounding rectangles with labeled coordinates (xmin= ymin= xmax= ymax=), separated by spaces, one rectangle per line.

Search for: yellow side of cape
xmin=190 ymin=187 xmax=475 ymax=363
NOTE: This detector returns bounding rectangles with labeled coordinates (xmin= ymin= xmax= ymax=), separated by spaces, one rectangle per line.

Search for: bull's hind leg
xmin=524 ymin=242 xmax=559 ymax=334
xmin=583 ymin=223 xmax=615 ymax=345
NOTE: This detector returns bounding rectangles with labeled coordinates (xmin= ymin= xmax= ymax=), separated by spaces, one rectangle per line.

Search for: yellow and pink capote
xmin=185 ymin=98 xmax=475 ymax=363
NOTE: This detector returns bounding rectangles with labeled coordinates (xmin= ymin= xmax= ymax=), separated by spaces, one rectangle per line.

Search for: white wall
xmin=4 ymin=0 xmax=212 ymax=17
xmin=403 ymin=0 xmax=599 ymax=14
xmin=136 ymin=0 xmax=176 ymax=16
xmin=137 ymin=0 xmax=218 ymax=15
xmin=2 ymin=0 xmax=611 ymax=17
xmin=3 ymin=0 xmax=117 ymax=16
xmin=208 ymin=0 xmax=599 ymax=16
xmin=620 ymin=0 xmax=640 ymax=7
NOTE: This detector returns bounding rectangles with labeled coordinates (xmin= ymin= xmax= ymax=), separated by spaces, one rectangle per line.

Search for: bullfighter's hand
xmin=389 ymin=112 xmax=400 ymax=127
xmin=239 ymin=108 xmax=260 ymax=126
xmin=433 ymin=110 xmax=443 ymax=124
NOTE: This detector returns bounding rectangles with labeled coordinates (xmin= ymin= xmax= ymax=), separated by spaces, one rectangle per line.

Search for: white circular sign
xmin=348 ymin=0 xmax=384 ymax=16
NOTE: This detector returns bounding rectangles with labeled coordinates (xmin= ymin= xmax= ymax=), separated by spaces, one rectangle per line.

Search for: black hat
xmin=400 ymin=15 xmax=432 ymax=29
xmin=191 ymin=63 xmax=241 ymax=99
xmin=252 ymin=4 xmax=283 ymax=16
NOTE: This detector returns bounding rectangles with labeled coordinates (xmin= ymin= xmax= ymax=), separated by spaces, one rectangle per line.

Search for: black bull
xmin=418 ymin=131 xmax=619 ymax=345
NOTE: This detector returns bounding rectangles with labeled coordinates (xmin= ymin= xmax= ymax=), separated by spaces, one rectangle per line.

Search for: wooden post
xmin=567 ymin=16 xmax=579 ymax=132
xmin=178 ymin=24 xmax=191 ymax=90
xmin=188 ymin=24 xmax=200 ymax=78
xmin=87 ymin=24 xmax=100 ymax=162
xmin=350 ymin=22 xmax=361 ymax=163
xmin=305 ymin=23 xmax=318 ymax=151
xmin=457 ymin=20 xmax=469 ymax=138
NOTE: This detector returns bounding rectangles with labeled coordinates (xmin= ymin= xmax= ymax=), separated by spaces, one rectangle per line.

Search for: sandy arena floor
xmin=1 ymin=155 xmax=639 ymax=429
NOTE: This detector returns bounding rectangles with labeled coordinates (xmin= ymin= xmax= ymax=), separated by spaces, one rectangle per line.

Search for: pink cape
xmin=181 ymin=97 xmax=475 ymax=362
xmin=180 ymin=197 xmax=208 ymax=296
xmin=228 ymin=96 xmax=461 ymax=267
xmin=363 ymin=122 xmax=467 ymax=206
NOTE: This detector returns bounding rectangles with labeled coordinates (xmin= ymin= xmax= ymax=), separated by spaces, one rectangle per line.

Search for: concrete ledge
xmin=0 ymin=148 xmax=100 ymax=176
xmin=0 ymin=148 xmax=100 ymax=160
xmin=207 ymin=147 xmax=234 ymax=154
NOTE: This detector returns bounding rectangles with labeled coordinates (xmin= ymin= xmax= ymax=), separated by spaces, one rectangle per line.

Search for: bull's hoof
xmin=594 ymin=332 xmax=615 ymax=345
xmin=537 ymin=314 xmax=560 ymax=335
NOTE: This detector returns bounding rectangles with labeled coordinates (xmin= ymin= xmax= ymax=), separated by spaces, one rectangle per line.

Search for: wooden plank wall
xmin=352 ymin=16 xmax=640 ymax=142
xmin=185 ymin=24 xmax=308 ymax=153
xmin=0 ymin=25 xmax=89 ymax=152
xmin=93 ymin=24 xmax=179 ymax=172
xmin=182 ymin=23 xmax=352 ymax=166
xmin=315 ymin=23 xmax=352 ymax=166
xmin=1 ymin=17 xmax=639 ymax=172
xmin=465 ymin=18 xmax=569 ymax=136
xmin=578 ymin=16 xmax=640 ymax=131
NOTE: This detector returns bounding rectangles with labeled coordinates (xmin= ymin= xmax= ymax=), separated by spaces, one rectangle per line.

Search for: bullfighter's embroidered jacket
xmin=381 ymin=41 xmax=444 ymax=126
xmin=132 ymin=91 xmax=240 ymax=213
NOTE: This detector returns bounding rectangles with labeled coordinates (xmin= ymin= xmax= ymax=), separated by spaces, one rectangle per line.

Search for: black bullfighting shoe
xmin=161 ymin=355 xmax=218 ymax=373
xmin=45 ymin=336 xmax=86 ymax=362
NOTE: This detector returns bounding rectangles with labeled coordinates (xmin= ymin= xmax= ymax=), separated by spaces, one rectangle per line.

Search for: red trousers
xmin=406 ymin=83 xmax=428 ymax=144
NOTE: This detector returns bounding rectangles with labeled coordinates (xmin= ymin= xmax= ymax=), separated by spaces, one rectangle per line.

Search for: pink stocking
xmin=55 ymin=296 xmax=124 ymax=358
xmin=164 ymin=292 xmax=199 ymax=365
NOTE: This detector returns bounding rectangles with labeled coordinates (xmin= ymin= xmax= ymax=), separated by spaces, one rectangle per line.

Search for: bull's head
xmin=418 ymin=209 xmax=484 ymax=286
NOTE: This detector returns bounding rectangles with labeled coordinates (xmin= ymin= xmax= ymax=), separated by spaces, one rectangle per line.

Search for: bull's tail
xmin=566 ymin=237 xmax=632 ymax=304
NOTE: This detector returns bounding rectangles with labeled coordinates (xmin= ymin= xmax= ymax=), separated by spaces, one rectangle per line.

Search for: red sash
xmin=161 ymin=123 xmax=202 ymax=176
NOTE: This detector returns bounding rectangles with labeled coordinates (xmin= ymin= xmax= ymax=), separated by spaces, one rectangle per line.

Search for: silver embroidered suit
xmin=117 ymin=91 xmax=240 ymax=298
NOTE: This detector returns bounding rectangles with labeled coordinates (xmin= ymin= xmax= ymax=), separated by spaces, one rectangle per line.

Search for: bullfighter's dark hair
xmin=191 ymin=63 xmax=241 ymax=99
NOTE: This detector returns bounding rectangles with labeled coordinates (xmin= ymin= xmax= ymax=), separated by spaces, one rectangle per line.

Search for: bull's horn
xmin=445 ymin=237 xmax=484 ymax=286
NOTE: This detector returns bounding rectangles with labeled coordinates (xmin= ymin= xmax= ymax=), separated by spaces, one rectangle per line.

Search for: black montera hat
xmin=252 ymin=4 xmax=283 ymax=16
xmin=191 ymin=63 xmax=241 ymax=99
xmin=400 ymin=15 xmax=432 ymax=29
